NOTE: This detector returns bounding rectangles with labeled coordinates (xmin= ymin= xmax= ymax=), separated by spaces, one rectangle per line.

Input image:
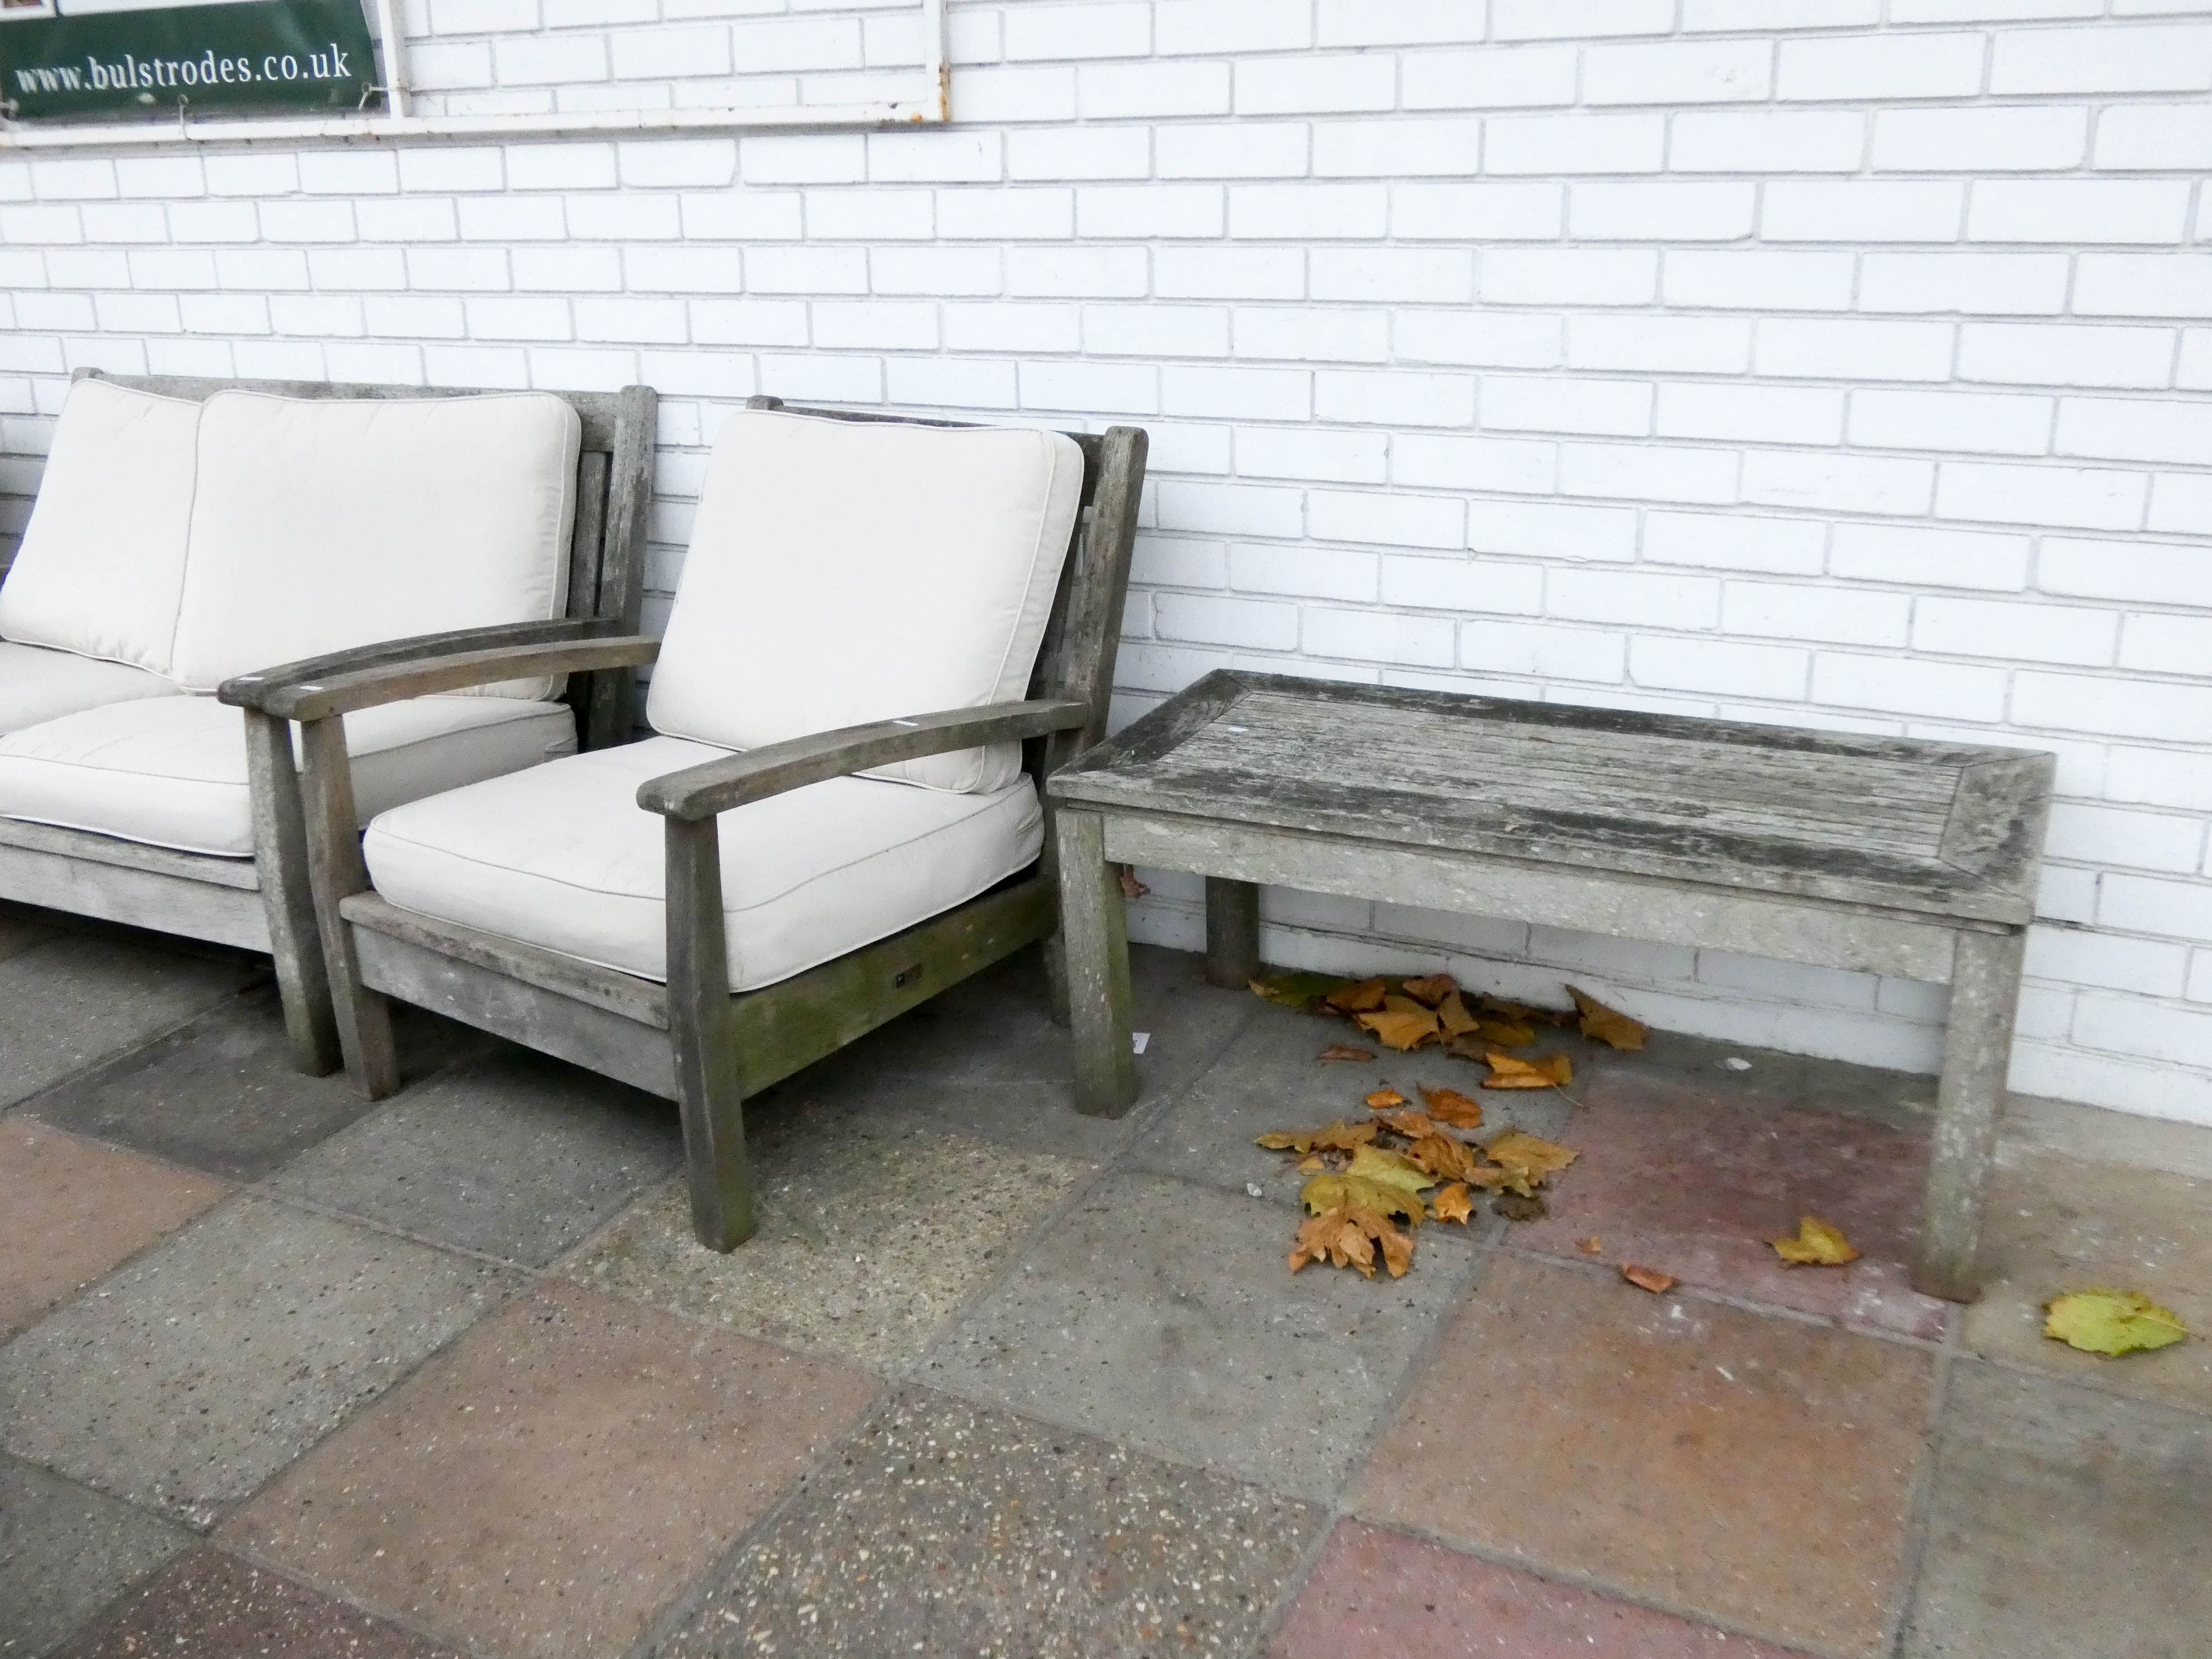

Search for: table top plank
xmin=1050 ymin=671 xmax=2054 ymax=927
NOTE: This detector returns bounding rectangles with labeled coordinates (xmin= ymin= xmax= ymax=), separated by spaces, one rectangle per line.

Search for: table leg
xmin=1055 ymin=808 xmax=1139 ymax=1117
xmin=1914 ymin=927 xmax=2027 ymax=1304
xmin=1204 ymin=877 xmax=1262 ymax=989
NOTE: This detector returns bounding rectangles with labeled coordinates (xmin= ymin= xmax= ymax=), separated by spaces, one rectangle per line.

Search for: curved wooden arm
xmin=637 ymin=698 xmax=1089 ymax=821
xmin=248 ymin=634 xmax=663 ymax=722
xmin=219 ymin=618 xmax=634 ymax=713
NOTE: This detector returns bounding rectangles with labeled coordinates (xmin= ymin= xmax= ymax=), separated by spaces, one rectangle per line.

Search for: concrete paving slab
xmin=1962 ymin=1149 xmax=2212 ymax=1414
xmin=0 ymin=934 xmax=258 ymax=1111
xmin=570 ymin=1106 xmax=1086 ymax=1374
xmin=58 ymin=1550 xmax=463 ymax=1659
xmin=1270 ymin=1519 xmax=1819 ymax=1659
xmin=267 ymin=1046 xmax=683 ymax=1267
xmin=224 ymin=1282 xmax=880 ymax=1659
xmin=650 ymin=1387 xmax=1324 ymax=1659
xmin=1580 ymin=1026 xmax=1937 ymax=1131
xmin=924 ymin=1168 xmax=1481 ymax=1502
xmin=25 ymin=988 xmax=484 ymax=1183
xmin=1902 ymin=1360 xmax=2212 ymax=1659
xmin=1354 ymin=1251 xmax=1931 ymax=1659
xmin=0 ymin=901 xmax=61 ymax=965
xmin=1511 ymin=1075 xmax=1950 ymax=1340
xmin=0 ymin=1196 xmax=517 ymax=1529
xmin=1125 ymin=998 xmax=1572 ymax=1209
xmin=0 ymin=1452 xmax=195 ymax=1659
xmin=0 ymin=1120 xmax=230 ymax=1340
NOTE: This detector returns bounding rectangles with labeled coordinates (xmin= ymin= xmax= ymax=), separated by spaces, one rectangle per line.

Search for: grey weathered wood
xmin=636 ymin=699 xmax=1088 ymax=821
xmin=1050 ymin=669 xmax=2053 ymax=1302
xmin=1056 ymin=809 xmax=1138 ymax=1118
xmin=1915 ymin=927 xmax=2028 ymax=1303
xmin=584 ymin=382 xmax=657 ymax=752
xmin=666 ymin=815 xmax=755 ymax=1251
xmin=0 ymin=816 xmax=261 ymax=887
xmin=221 ymin=617 xmax=629 ymax=712
xmin=254 ymin=635 xmax=661 ymax=722
xmin=296 ymin=716 xmax=400 ymax=1099
xmin=0 ymin=839 xmax=268 ymax=949
xmin=344 ymin=892 xmax=671 ymax=1028
xmin=243 ymin=708 xmax=341 ymax=1076
xmin=1204 ymin=877 xmax=1262 ymax=990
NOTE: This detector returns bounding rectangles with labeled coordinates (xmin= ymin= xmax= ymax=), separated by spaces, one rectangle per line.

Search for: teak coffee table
xmin=1047 ymin=669 xmax=2053 ymax=1303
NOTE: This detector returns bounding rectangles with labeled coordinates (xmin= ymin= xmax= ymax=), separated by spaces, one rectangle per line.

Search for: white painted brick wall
xmin=5 ymin=3 xmax=2212 ymax=1125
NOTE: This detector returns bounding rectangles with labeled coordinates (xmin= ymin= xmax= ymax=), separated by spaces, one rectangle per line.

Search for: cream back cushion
xmin=0 ymin=377 xmax=198 ymax=677
xmin=166 ymin=391 xmax=581 ymax=699
xmin=646 ymin=409 xmax=1085 ymax=794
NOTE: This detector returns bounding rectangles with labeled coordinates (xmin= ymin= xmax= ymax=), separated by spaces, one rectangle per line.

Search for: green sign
xmin=1 ymin=0 xmax=378 ymax=120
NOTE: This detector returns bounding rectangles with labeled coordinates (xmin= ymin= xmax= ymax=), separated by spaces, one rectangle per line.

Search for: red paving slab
xmin=0 ymin=1118 xmax=230 ymax=1337
xmin=1514 ymin=1075 xmax=1950 ymax=1339
xmin=1270 ymin=1520 xmax=1819 ymax=1658
xmin=60 ymin=1550 xmax=461 ymax=1659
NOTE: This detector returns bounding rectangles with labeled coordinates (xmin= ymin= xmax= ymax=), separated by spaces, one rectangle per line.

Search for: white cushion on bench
xmin=0 ymin=642 xmax=182 ymax=737
xmin=362 ymin=736 xmax=1043 ymax=992
xmin=0 ymin=378 xmax=198 ymax=677
xmin=646 ymin=408 xmax=1083 ymax=795
xmin=167 ymin=390 xmax=582 ymax=701
xmin=0 ymin=694 xmax=578 ymax=858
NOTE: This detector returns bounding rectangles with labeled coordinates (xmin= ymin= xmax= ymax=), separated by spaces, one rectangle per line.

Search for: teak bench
xmin=1048 ymin=670 xmax=2054 ymax=1304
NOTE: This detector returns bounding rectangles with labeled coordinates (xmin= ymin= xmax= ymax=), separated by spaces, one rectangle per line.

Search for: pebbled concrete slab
xmin=924 ymin=1168 xmax=1481 ymax=1502
xmin=0 ymin=1452 xmax=195 ymax=1659
xmin=0 ymin=1120 xmax=230 ymax=1340
xmin=1354 ymin=1251 xmax=1931 ymax=1659
xmin=1902 ymin=1360 xmax=2212 ymax=1659
xmin=58 ymin=1550 xmax=463 ymax=1659
xmin=650 ymin=1387 xmax=1325 ymax=1659
xmin=1270 ymin=1519 xmax=1819 ymax=1659
xmin=225 ymin=1281 xmax=881 ymax=1659
xmin=572 ymin=1107 xmax=1085 ymax=1375
xmin=0 ymin=1196 xmax=516 ymax=1530
xmin=1962 ymin=1149 xmax=2212 ymax=1414
xmin=267 ymin=1046 xmax=683 ymax=1267
xmin=0 ymin=934 xmax=258 ymax=1111
xmin=25 ymin=988 xmax=483 ymax=1183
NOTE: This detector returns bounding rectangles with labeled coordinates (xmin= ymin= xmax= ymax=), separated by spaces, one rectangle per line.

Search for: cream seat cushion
xmin=0 ymin=642 xmax=183 ymax=736
xmin=646 ymin=408 xmax=1084 ymax=794
xmin=0 ymin=695 xmax=578 ymax=858
xmin=0 ymin=378 xmax=199 ymax=676
xmin=363 ymin=736 xmax=1044 ymax=993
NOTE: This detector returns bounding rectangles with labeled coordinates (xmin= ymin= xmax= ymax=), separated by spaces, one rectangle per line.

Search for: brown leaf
xmin=1431 ymin=1183 xmax=1474 ymax=1225
xmin=1407 ymin=1133 xmax=1485 ymax=1185
xmin=1376 ymin=1108 xmax=1441 ymax=1140
xmin=1355 ymin=997 xmax=1442 ymax=1052
xmin=1373 ymin=1212 xmax=1415 ymax=1277
xmin=1770 ymin=1216 xmax=1861 ymax=1267
xmin=1622 ymin=1263 xmax=1677 ymax=1294
xmin=1417 ymin=1085 xmax=1485 ymax=1130
xmin=1256 ymin=1120 xmax=1380 ymax=1154
xmin=1319 ymin=1044 xmax=1376 ymax=1063
xmin=1323 ymin=977 xmax=1389 ymax=1015
xmin=1576 ymin=1235 xmax=1604 ymax=1256
xmin=1117 ymin=866 xmax=1149 ymax=900
xmin=1484 ymin=1129 xmax=1579 ymax=1195
xmin=1289 ymin=1207 xmax=1378 ymax=1277
xmin=1492 ymin=1191 xmax=1548 ymax=1223
xmin=1480 ymin=994 xmax=1574 ymax=1027
xmin=1301 ymin=1146 xmax=1434 ymax=1228
xmin=1365 ymin=1087 xmax=1408 ymax=1110
xmin=1436 ymin=990 xmax=1479 ymax=1037
xmin=1568 ymin=984 xmax=1648 ymax=1051
xmin=1474 ymin=1018 xmax=1537 ymax=1048
xmin=1399 ymin=973 xmax=1458 ymax=1008
xmin=1480 ymin=1050 xmax=1573 ymax=1091
xmin=1297 ymin=1153 xmax=1329 ymax=1173
xmin=1249 ymin=972 xmax=1350 ymax=1011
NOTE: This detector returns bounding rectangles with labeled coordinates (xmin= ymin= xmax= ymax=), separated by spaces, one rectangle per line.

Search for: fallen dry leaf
xmin=1365 ymin=1087 xmax=1408 ymax=1110
xmin=1568 ymin=984 xmax=1648 ymax=1051
xmin=1356 ymin=996 xmax=1442 ymax=1052
xmin=1375 ymin=1108 xmax=1440 ymax=1139
xmin=1297 ymin=1153 xmax=1329 ymax=1173
xmin=1431 ymin=1183 xmax=1474 ymax=1225
xmin=1474 ymin=1017 xmax=1537 ymax=1048
xmin=1324 ymin=978 xmax=1390 ymax=1015
xmin=1118 ymin=866 xmax=1149 ymax=900
xmin=1770 ymin=1216 xmax=1861 ymax=1268
xmin=1256 ymin=1120 xmax=1379 ymax=1155
xmin=1484 ymin=1129 xmax=1579 ymax=1195
xmin=1493 ymin=1191 xmax=1547 ymax=1223
xmin=1480 ymin=1050 xmax=1573 ymax=1091
xmin=1319 ymin=1045 xmax=1376 ymax=1063
xmin=1249 ymin=972 xmax=1349 ymax=1011
xmin=1481 ymin=994 xmax=1575 ymax=1028
xmin=1302 ymin=1143 xmax=1434 ymax=1226
xmin=1577 ymin=1235 xmax=1604 ymax=1255
xmin=1436 ymin=990 xmax=1479 ymax=1038
xmin=1289 ymin=1205 xmax=1411 ymax=1278
xmin=2043 ymin=1289 xmax=2189 ymax=1357
xmin=1407 ymin=1133 xmax=1486 ymax=1186
xmin=1417 ymin=1085 xmax=1485 ymax=1131
xmin=1399 ymin=973 xmax=1458 ymax=1008
xmin=1622 ymin=1263 xmax=1677 ymax=1294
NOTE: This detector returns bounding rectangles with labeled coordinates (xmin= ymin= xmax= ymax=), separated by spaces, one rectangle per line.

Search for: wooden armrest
xmin=219 ymin=618 xmax=632 ymax=713
xmin=245 ymin=634 xmax=663 ymax=722
xmin=636 ymin=699 xmax=1089 ymax=822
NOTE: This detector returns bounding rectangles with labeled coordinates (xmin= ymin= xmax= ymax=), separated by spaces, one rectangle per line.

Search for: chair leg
xmin=244 ymin=710 xmax=342 ymax=1076
xmin=1914 ymin=927 xmax=2027 ymax=1305
xmin=297 ymin=716 xmax=401 ymax=1100
xmin=1055 ymin=808 xmax=1139 ymax=1118
xmin=666 ymin=816 xmax=756 ymax=1250
xmin=1204 ymin=877 xmax=1263 ymax=989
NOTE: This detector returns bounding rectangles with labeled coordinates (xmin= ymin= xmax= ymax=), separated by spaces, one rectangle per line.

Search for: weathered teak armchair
xmin=0 ymin=372 xmax=654 ymax=1076
xmin=243 ymin=398 xmax=1145 ymax=1249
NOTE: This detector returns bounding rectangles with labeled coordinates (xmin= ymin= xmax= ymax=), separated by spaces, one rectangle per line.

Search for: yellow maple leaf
xmin=1568 ymin=984 xmax=1648 ymax=1051
xmin=1290 ymin=1206 xmax=1377 ymax=1277
xmin=1474 ymin=1017 xmax=1536 ymax=1048
xmin=1365 ymin=1087 xmax=1408 ymax=1110
xmin=1399 ymin=973 xmax=1458 ymax=1008
xmin=1483 ymin=1129 xmax=1578 ymax=1195
xmin=1436 ymin=990 xmax=1479 ymax=1037
xmin=1770 ymin=1216 xmax=1861 ymax=1267
xmin=1431 ymin=1183 xmax=1474 ymax=1225
xmin=2043 ymin=1289 xmax=2189 ymax=1357
xmin=1324 ymin=977 xmax=1390 ymax=1015
xmin=1256 ymin=1120 xmax=1379 ymax=1154
xmin=1356 ymin=996 xmax=1442 ymax=1052
xmin=1480 ymin=1050 xmax=1572 ymax=1090
xmin=1302 ymin=1143 xmax=1434 ymax=1225
xmin=1406 ymin=1133 xmax=1484 ymax=1185
xmin=1417 ymin=1084 xmax=1485 ymax=1130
